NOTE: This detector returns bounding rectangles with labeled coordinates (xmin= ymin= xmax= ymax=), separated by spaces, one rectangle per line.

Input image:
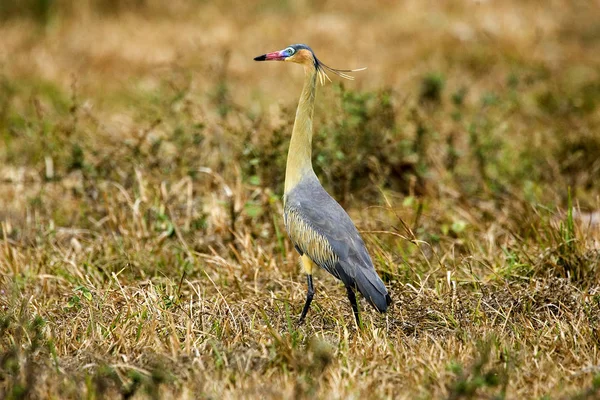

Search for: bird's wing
xmin=284 ymin=178 xmax=360 ymax=269
xmin=284 ymin=177 xmax=390 ymax=311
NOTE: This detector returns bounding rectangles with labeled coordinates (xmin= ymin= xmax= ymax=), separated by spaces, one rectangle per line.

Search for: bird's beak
xmin=254 ymin=50 xmax=286 ymax=61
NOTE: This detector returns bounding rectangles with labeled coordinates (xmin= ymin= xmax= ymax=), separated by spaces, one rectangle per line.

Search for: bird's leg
xmin=298 ymin=255 xmax=315 ymax=324
xmin=298 ymin=274 xmax=314 ymax=324
xmin=346 ymin=286 xmax=361 ymax=327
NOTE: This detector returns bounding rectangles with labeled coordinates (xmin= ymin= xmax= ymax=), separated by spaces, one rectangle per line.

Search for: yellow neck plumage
xmin=284 ymin=66 xmax=318 ymax=195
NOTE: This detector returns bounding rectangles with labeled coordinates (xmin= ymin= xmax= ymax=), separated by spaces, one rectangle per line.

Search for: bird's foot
xmin=296 ymin=315 xmax=307 ymax=328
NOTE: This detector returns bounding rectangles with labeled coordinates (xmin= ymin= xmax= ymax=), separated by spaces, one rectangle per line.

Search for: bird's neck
xmin=284 ymin=67 xmax=318 ymax=195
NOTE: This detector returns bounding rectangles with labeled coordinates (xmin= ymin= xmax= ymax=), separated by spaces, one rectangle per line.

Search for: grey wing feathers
xmin=284 ymin=176 xmax=391 ymax=312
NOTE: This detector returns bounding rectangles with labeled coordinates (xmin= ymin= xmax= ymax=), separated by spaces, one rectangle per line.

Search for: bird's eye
xmin=285 ymin=47 xmax=295 ymax=56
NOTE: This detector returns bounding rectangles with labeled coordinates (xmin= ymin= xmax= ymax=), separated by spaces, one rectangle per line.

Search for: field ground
xmin=1 ymin=0 xmax=600 ymax=398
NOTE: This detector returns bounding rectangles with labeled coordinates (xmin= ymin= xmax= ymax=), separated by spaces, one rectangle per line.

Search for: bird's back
xmin=284 ymin=174 xmax=391 ymax=312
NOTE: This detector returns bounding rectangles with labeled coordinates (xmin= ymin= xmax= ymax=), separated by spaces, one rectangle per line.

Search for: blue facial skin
xmin=285 ymin=44 xmax=313 ymax=58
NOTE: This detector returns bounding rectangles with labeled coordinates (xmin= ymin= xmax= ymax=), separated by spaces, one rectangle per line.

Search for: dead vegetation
xmin=1 ymin=0 xmax=600 ymax=398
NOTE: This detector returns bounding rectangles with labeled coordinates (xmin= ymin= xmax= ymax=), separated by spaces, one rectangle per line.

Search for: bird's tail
xmin=341 ymin=261 xmax=391 ymax=313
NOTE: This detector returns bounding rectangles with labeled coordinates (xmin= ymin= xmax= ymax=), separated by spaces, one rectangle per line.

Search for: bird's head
xmin=254 ymin=43 xmax=365 ymax=85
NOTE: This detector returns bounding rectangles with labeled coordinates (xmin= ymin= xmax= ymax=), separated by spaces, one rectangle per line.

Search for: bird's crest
xmin=315 ymin=58 xmax=366 ymax=86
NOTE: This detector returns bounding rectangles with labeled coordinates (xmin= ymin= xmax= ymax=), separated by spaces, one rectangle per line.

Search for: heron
xmin=254 ymin=44 xmax=392 ymax=325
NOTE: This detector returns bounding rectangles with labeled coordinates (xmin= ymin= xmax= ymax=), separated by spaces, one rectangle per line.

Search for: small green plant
xmin=0 ymin=313 xmax=48 ymax=400
xmin=0 ymin=0 xmax=54 ymax=25
xmin=446 ymin=338 xmax=509 ymax=400
xmin=420 ymin=72 xmax=446 ymax=104
xmin=313 ymin=84 xmax=407 ymax=202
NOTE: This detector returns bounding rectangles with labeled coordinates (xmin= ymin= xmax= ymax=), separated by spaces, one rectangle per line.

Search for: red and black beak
xmin=254 ymin=50 xmax=286 ymax=61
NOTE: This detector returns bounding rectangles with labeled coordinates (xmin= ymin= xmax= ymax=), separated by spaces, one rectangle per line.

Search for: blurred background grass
xmin=1 ymin=0 xmax=600 ymax=398
xmin=1 ymin=0 xmax=599 ymax=241
xmin=2 ymin=0 xmax=599 ymax=200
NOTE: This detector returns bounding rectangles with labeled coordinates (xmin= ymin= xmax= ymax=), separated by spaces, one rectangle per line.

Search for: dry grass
xmin=1 ymin=0 xmax=600 ymax=398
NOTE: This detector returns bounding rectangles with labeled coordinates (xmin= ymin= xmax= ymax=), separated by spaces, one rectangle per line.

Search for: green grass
xmin=1 ymin=0 xmax=600 ymax=398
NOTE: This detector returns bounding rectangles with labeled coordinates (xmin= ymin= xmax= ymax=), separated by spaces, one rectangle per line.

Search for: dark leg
xmin=298 ymin=275 xmax=314 ymax=324
xmin=346 ymin=286 xmax=361 ymax=327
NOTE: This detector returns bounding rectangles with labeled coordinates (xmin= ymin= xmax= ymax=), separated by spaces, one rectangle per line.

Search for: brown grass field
xmin=1 ymin=0 xmax=600 ymax=398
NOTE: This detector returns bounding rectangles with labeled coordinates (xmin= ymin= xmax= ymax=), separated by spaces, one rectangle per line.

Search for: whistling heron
xmin=254 ymin=44 xmax=392 ymax=325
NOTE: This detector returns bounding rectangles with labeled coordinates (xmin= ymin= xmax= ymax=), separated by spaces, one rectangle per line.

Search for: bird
xmin=254 ymin=44 xmax=392 ymax=326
